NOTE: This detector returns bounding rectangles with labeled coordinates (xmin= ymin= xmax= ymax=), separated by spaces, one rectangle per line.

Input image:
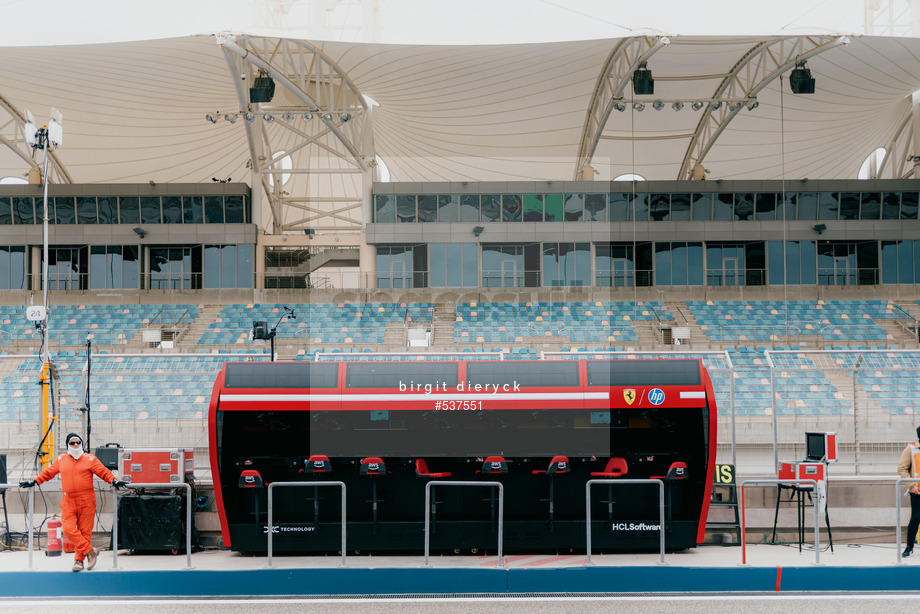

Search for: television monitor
xmin=805 ymin=432 xmax=826 ymax=461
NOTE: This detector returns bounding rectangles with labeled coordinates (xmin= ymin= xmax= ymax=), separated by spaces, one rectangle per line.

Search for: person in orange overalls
xmin=20 ymin=433 xmax=126 ymax=572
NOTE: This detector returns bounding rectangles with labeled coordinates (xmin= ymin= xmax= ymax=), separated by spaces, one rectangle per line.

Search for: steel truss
xmin=218 ymin=34 xmax=373 ymax=233
xmin=679 ymin=35 xmax=848 ymax=179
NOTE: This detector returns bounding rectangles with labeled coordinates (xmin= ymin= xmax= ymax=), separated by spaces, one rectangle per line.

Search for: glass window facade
xmin=0 ymin=246 xmax=26 ymax=289
xmin=89 ymin=246 xmax=139 ymax=290
xmin=47 ymin=247 xmax=86 ymax=290
xmin=429 ymin=243 xmax=478 ymax=287
xmin=204 ymin=244 xmax=253 ymax=289
xmin=376 ymin=244 xmax=426 ymax=288
xmin=542 ymin=243 xmax=590 ymax=287
xmin=149 ymin=246 xmax=202 ymax=290
xmin=374 ymin=190 xmax=920 ymax=223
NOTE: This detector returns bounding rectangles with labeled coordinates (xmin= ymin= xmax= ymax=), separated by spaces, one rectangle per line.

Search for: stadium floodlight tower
xmin=23 ymin=109 xmax=63 ymax=469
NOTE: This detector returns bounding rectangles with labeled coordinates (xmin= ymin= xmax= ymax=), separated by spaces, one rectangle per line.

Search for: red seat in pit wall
xmin=590 ymin=457 xmax=628 ymax=477
xmin=415 ymin=458 xmax=451 ymax=478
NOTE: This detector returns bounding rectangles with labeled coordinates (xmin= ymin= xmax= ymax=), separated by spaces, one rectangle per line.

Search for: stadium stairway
xmin=181 ymin=304 xmax=223 ymax=346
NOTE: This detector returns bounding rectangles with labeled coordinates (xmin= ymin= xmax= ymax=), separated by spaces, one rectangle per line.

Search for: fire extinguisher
xmin=46 ymin=515 xmax=62 ymax=557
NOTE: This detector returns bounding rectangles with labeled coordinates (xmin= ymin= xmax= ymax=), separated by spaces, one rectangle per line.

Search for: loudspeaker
xmin=789 ymin=66 xmax=815 ymax=94
xmin=633 ymin=65 xmax=654 ymax=96
xmin=252 ymin=321 xmax=270 ymax=340
xmin=249 ymin=75 xmax=276 ymax=104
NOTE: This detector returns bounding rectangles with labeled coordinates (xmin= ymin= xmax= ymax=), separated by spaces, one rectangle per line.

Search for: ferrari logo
xmin=623 ymin=389 xmax=637 ymax=405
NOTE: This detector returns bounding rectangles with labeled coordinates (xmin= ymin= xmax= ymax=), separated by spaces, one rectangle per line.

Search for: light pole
xmin=23 ymin=109 xmax=63 ymax=468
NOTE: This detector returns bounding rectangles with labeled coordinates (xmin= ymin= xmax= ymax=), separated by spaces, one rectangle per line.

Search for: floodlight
xmin=23 ymin=110 xmax=37 ymax=148
xmin=472 ymin=226 xmax=484 ymax=237
xmin=729 ymin=101 xmax=742 ymax=112
xmin=632 ymin=62 xmax=654 ymax=95
xmin=691 ymin=100 xmax=704 ymax=111
xmin=132 ymin=227 xmax=146 ymax=238
xmin=340 ymin=113 xmax=351 ymax=123
xmin=652 ymin=100 xmax=665 ymax=111
xmin=632 ymin=102 xmax=645 ymax=112
xmin=263 ymin=114 xmax=275 ymax=123
xmin=710 ymin=101 xmax=722 ymax=110
xmin=48 ymin=109 xmax=62 ymax=147
xmin=302 ymin=112 xmax=313 ymax=122
xmin=613 ymin=102 xmax=626 ymax=112
xmin=671 ymin=101 xmax=684 ymax=111
xmin=205 ymin=114 xmax=218 ymax=124
xmin=321 ymin=113 xmax=333 ymax=121
xmin=281 ymin=112 xmax=294 ymax=122
xmin=224 ymin=114 xmax=237 ymax=123
xmin=244 ymin=112 xmax=255 ymax=122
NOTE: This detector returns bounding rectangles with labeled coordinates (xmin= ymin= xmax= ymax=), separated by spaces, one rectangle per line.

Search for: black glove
xmin=112 ymin=480 xmax=127 ymax=489
xmin=19 ymin=480 xmax=35 ymax=488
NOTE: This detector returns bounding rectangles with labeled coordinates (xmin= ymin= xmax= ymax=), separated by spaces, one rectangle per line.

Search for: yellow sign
xmin=623 ymin=389 xmax=637 ymax=405
xmin=714 ymin=464 xmax=735 ymax=484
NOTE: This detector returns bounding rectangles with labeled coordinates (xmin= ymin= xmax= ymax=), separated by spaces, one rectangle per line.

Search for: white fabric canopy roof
xmin=0 ymin=21 xmax=918 ymax=229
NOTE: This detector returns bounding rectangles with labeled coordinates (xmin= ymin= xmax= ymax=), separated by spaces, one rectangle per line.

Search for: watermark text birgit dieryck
xmin=398 ymin=381 xmax=520 ymax=394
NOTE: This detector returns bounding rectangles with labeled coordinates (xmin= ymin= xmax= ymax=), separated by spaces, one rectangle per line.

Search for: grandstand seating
xmin=0 ymin=304 xmax=200 ymax=346
xmin=687 ymin=299 xmax=901 ymax=343
xmin=1 ymin=297 xmax=918 ymax=422
xmin=453 ymin=301 xmax=672 ymax=344
xmin=198 ymin=303 xmax=434 ymax=345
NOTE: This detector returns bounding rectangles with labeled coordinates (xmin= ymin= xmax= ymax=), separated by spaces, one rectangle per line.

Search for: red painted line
xmin=518 ymin=555 xmax=586 ymax=567
xmin=478 ymin=554 xmax=533 ymax=566
xmin=776 ymin=566 xmax=782 ymax=592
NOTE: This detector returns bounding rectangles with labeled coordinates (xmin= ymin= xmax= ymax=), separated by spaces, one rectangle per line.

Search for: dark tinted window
xmin=346 ymin=362 xmax=459 ymax=388
xmin=12 ymin=197 xmax=33 ymax=224
xmin=204 ymin=196 xmax=224 ymax=223
xmin=225 ymin=195 xmax=246 ymax=223
xmin=140 ymin=197 xmax=161 ymax=224
xmin=76 ymin=197 xmax=97 ymax=224
xmin=467 ymin=361 xmax=579 ymax=387
xmin=184 ymin=196 xmax=204 ymax=224
xmin=224 ymin=362 xmax=339 ymax=389
xmin=587 ymin=359 xmax=701 ymax=386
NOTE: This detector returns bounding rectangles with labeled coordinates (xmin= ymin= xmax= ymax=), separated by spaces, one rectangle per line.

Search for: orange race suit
xmin=35 ymin=453 xmax=116 ymax=561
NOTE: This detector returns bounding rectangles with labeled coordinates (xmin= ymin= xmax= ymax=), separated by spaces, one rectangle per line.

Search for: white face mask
xmin=68 ymin=444 xmax=83 ymax=460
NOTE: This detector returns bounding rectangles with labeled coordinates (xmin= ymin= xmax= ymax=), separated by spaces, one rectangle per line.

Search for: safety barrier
xmin=740 ymin=478 xmax=819 ymax=565
xmin=424 ymin=480 xmax=503 ymax=566
xmin=894 ymin=477 xmax=920 ymax=564
xmin=585 ymin=478 xmax=665 ymax=565
xmin=112 ymin=482 xmax=194 ymax=569
xmin=266 ymin=481 xmax=346 ymax=568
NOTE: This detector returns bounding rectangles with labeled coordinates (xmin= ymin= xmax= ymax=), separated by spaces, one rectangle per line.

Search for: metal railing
xmin=423 ymin=480 xmax=503 ymax=566
xmin=585 ymin=478 xmax=665 ymax=565
xmin=266 ymin=481 xmax=346 ymax=568
xmin=739 ymin=478 xmax=819 ymax=565
xmin=112 ymin=482 xmax=194 ymax=570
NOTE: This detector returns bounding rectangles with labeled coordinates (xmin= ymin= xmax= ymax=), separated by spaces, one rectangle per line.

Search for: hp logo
xmin=647 ymin=388 xmax=665 ymax=405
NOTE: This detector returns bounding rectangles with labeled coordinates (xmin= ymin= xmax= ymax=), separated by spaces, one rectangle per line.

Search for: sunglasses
xmin=68 ymin=441 xmax=82 ymax=447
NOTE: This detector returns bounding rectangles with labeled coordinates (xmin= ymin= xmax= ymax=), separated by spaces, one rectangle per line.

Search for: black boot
xmin=903 ymin=547 xmax=913 ymax=558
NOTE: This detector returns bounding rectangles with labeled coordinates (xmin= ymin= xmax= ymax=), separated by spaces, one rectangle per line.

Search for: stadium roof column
xmin=912 ymin=91 xmax=920 ymax=179
xmin=218 ymin=34 xmax=373 ymax=235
